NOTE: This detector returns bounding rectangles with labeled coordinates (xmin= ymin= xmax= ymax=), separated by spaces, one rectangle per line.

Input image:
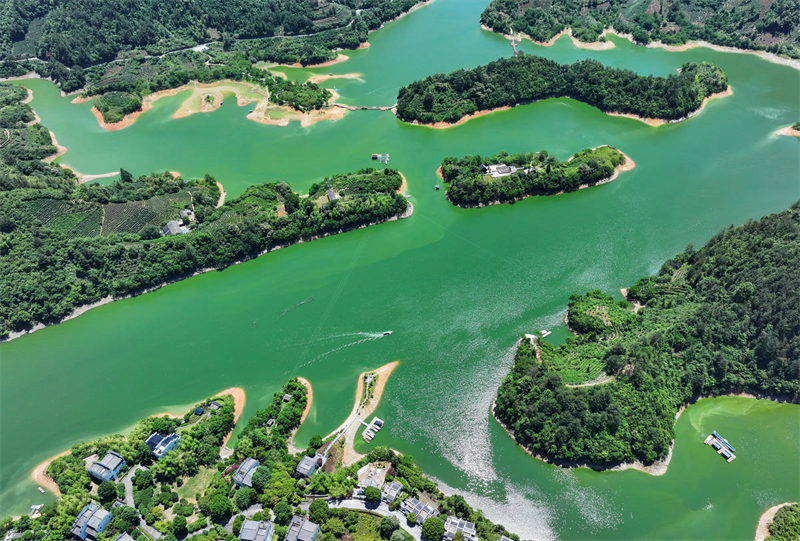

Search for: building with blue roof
xmin=87 ymin=450 xmax=126 ymax=482
xmin=72 ymin=503 xmax=111 ymax=539
xmin=234 ymin=457 xmax=260 ymax=488
xmin=145 ymin=433 xmax=181 ymax=459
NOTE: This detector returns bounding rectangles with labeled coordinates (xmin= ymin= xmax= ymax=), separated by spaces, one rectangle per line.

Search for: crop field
xmin=23 ymin=198 xmax=103 ymax=238
xmin=540 ymin=340 xmax=607 ymax=384
xmin=101 ymin=192 xmax=191 ymax=236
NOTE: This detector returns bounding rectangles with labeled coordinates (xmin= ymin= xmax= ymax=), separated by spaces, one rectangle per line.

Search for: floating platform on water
xmin=704 ymin=433 xmax=736 ymax=462
xmin=540 ymin=330 xmax=552 ymax=337
xmin=362 ymin=416 xmax=385 ymax=442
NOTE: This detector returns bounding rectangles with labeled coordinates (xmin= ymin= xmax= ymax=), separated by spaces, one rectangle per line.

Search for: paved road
xmin=120 ymin=465 xmax=163 ymax=539
xmin=328 ymin=499 xmax=421 ymax=541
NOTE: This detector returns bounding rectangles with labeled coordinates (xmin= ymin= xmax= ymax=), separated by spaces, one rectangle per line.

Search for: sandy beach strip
xmin=483 ymin=25 xmax=615 ymax=51
xmin=413 ymin=106 xmax=511 ymax=129
xmin=43 ymin=131 xmax=68 ymax=163
xmin=306 ymin=72 xmax=363 ymax=85
xmin=71 ymin=95 xmax=99 ymax=105
xmin=297 ymin=378 xmax=313 ymax=425
xmin=215 ymin=181 xmax=226 ymax=208
xmin=30 ymin=450 xmax=71 ymax=496
xmin=777 ymin=126 xmax=800 ymax=137
xmin=22 ymin=88 xmax=34 ymax=104
xmin=357 ymin=42 xmax=371 ymax=50
xmin=605 ymin=87 xmax=732 ymax=126
xmin=397 ymin=173 xmax=408 ymax=194
xmin=755 ymin=502 xmax=798 ymax=541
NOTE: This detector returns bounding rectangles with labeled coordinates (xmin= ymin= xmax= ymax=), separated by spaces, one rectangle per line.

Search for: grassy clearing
xmin=176 ymin=467 xmax=216 ymax=502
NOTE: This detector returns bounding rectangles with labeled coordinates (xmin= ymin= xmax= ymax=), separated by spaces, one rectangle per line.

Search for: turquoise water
xmin=1 ymin=0 xmax=799 ymax=537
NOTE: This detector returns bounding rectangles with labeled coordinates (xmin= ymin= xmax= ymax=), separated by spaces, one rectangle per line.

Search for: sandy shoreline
xmin=215 ymin=181 xmax=226 ymax=208
xmin=219 ymin=387 xmax=247 ymax=449
xmin=43 ymin=131 xmax=68 ymax=163
xmin=483 ymin=25 xmax=614 ymax=51
xmin=755 ymin=502 xmax=798 ymax=541
xmin=30 ymin=450 xmax=71 ymax=496
xmin=397 ymin=172 xmax=408 ymax=194
xmin=22 ymin=88 xmax=34 ymax=104
xmin=494 ymin=392 xmax=795 ymax=476
xmin=306 ymin=72 xmax=363 ymax=85
xmin=3 ymin=196 xmax=412 ymax=343
xmin=297 ymin=378 xmax=314 ymax=425
xmin=776 ymin=126 xmax=800 ymax=137
xmin=322 ymin=361 xmax=400 ymax=466
xmin=277 ymin=54 xmax=350 ymax=69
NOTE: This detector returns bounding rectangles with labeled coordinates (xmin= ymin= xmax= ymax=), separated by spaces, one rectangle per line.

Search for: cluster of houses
xmin=237 ymin=516 xmax=319 ymax=541
xmin=162 ymin=209 xmax=194 ymax=236
xmin=69 ymin=432 xmax=183 ymax=540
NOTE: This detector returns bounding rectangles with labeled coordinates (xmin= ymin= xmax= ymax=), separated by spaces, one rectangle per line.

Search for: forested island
xmin=494 ymin=201 xmax=800 ymax=468
xmin=480 ymin=0 xmax=800 ymax=59
xmin=396 ymin=54 xmax=728 ymax=125
xmin=0 ymin=83 xmax=409 ymax=340
xmin=439 ymin=146 xmax=630 ymax=206
xmin=0 ymin=379 xmax=521 ymax=541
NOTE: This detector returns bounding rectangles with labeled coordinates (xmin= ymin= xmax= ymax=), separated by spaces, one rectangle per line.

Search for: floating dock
xmin=704 ymin=432 xmax=736 ymax=462
xmin=362 ymin=416 xmax=385 ymax=442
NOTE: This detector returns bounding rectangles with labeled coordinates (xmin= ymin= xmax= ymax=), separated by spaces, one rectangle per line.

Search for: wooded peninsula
xmin=396 ymin=54 xmax=728 ymax=125
xmin=439 ymin=146 xmax=629 ymax=206
xmin=0 ymin=83 xmax=410 ymax=340
xmin=494 ymin=201 xmax=800 ymax=467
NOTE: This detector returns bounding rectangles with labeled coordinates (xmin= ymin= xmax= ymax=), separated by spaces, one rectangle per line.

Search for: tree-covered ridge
xmin=480 ymin=0 xmax=800 ymax=59
xmin=769 ymin=504 xmax=800 ymax=541
xmin=0 ymin=83 xmax=76 ymax=191
xmin=396 ymin=54 xmax=728 ymax=124
xmin=1 ymin=0 xmax=426 ymax=67
xmin=0 ymin=378 xmax=521 ymax=541
xmin=0 ymin=167 xmax=408 ymax=339
xmin=494 ymin=202 xmax=800 ymax=466
xmin=440 ymin=146 xmax=625 ymax=206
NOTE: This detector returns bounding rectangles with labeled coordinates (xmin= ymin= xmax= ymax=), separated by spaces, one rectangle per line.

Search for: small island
xmin=777 ymin=122 xmax=800 ymax=137
xmin=493 ymin=201 xmax=800 ymax=473
xmin=396 ymin=54 xmax=729 ymax=126
xmin=2 ymin=377 xmax=522 ymax=541
xmin=438 ymin=146 xmax=633 ymax=206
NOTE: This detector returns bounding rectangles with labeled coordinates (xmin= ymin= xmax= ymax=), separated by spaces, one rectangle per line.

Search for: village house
xmin=145 ymin=433 xmax=181 ymax=459
xmin=284 ymin=517 xmax=320 ymax=541
xmin=87 ymin=450 xmax=126 ymax=482
xmin=485 ymin=164 xmax=517 ymax=179
xmin=296 ymin=454 xmax=324 ymax=477
xmin=382 ymin=480 xmax=403 ymax=503
xmin=71 ymin=503 xmax=111 ymax=540
xmin=162 ymin=220 xmax=189 ymax=236
xmin=239 ymin=520 xmax=273 ymax=541
xmin=400 ymin=497 xmax=439 ymax=524
xmin=113 ymin=533 xmax=135 ymax=541
xmin=443 ymin=516 xmax=479 ymax=541
xmin=234 ymin=457 xmax=260 ymax=488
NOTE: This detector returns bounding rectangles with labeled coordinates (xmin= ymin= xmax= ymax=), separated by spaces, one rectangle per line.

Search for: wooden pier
xmin=704 ymin=433 xmax=736 ymax=462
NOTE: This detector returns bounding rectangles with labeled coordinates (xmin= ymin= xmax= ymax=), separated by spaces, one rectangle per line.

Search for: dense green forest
xmin=0 ymin=167 xmax=407 ymax=339
xmin=0 ymin=81 xmax=408 ymax=340
xmin=0 ymin=84 xmax=75 ymax=190
xmin=494 ymin=202 xmax=800 ymax=466
xmin=480 ymin=0 xmax=800 ymax=59
xmin=0 ymin=378 xmax=521 ymax=541
xmin=440 ymin=146 xmax=625 ymax=206
xmin=396 ymin=54 xmax=727 ymax=124
xmin=0 ymin=0 xmax=424 ymax=67
xmin=768 ymin=504 xmax=800 ymax=541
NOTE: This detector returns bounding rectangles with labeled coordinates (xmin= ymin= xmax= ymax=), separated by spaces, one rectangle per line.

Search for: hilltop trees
xmin=397 ymin=55 xmax=728 ymax=124
xmin=494 ymin=202 xmax=800 ymax=465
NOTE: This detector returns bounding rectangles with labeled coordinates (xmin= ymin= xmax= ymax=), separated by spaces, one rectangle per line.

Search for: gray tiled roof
xmin=239 ymin=520 xmax=273 ymax=541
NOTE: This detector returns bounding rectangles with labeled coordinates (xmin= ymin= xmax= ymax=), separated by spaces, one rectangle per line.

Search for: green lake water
xmin=1 ymin=0 xmax=799 ymax=537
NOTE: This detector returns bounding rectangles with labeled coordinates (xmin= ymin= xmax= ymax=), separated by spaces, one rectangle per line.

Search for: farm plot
xmin=101 ymin=192 xmax=191 ymax=236
xmin=540 ymin=340 xmax=607 ymax=385
xmin=23 ymin=198 xmax=103 ymax=238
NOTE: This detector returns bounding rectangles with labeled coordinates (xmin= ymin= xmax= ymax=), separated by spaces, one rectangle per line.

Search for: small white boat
xmin=540 ymin=330 xmax=552 ymax=337
xmin=37 ymin=487 xmax=45 ymax=493
xmin=382 ymin=331 xmax=393 ymax=336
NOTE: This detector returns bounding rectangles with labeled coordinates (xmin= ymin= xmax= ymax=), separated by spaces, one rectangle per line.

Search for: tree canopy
xmin=494 ymin=201 xmax=800 ymax=465
xmin=397 ymin=54 xmax=728 ymax=124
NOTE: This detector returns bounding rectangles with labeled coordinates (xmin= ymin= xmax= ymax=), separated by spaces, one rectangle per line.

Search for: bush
xmin=364 ymin=486 xmax=382 ymax=504
xmin=273 ymin=501 xmax=292 ymax=525
xmin=421 ymin=518 xmax=445 ymax=540
xmin=379 ymin=516 xmax=399 ymax=539
xmin=309 ymin=499 xmax=329 ymax=524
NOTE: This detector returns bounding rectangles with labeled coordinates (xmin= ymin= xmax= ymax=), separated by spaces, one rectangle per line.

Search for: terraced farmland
xmin=539 ymin=339 xmax=607 ymax=384
xmin=100 ymin=191 xmax=192 ymax=236
xmin=23 ymin=198 xmax=103 ymax=238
